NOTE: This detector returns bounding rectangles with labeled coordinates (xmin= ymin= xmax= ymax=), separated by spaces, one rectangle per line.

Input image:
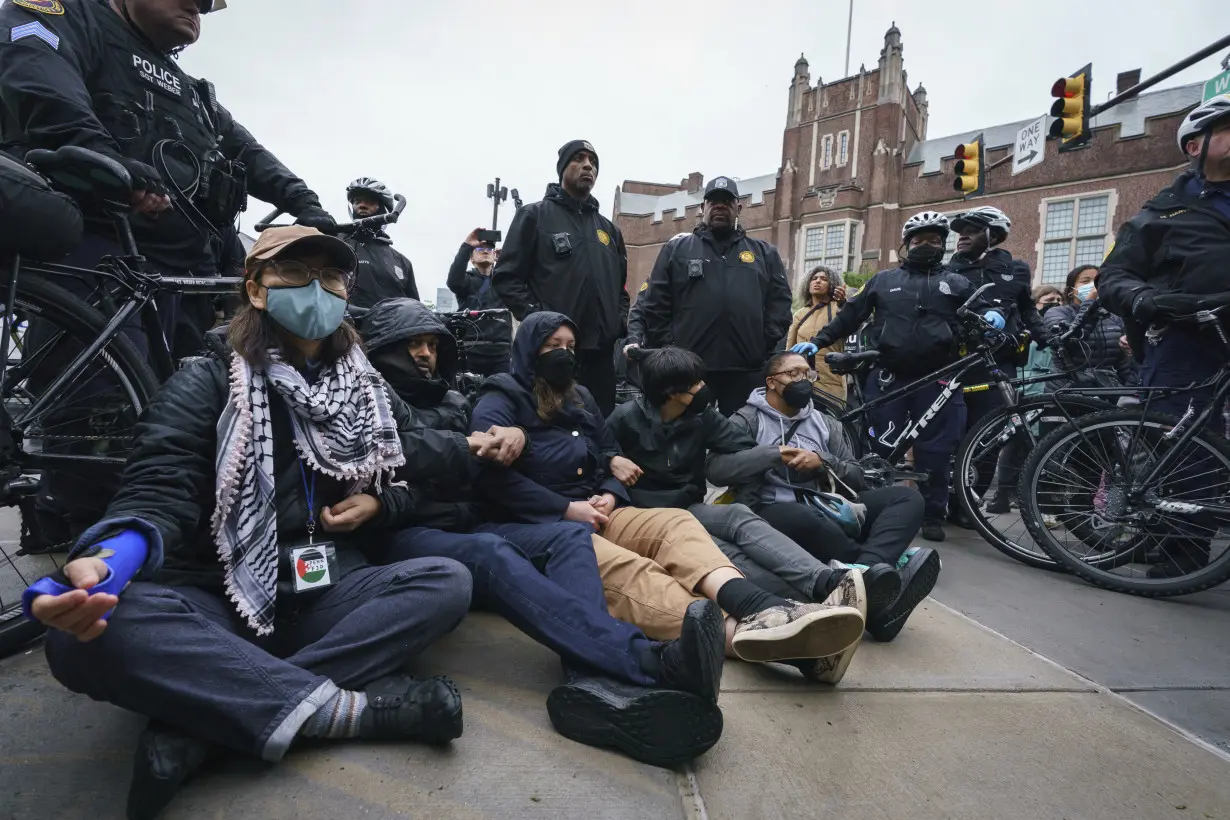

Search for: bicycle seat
xmin=824 ymin=350 xmax=879 ymax=375
xmin=25 ymin=146 xmax=131 ymax=202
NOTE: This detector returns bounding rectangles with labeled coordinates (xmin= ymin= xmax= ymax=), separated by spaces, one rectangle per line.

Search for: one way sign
xmin=1013 ymin=115 xmax=1046 ymax=176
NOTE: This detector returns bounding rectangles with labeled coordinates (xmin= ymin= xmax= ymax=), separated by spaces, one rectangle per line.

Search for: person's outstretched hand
xmin=29 ymin=557 xmax=116 ymax=642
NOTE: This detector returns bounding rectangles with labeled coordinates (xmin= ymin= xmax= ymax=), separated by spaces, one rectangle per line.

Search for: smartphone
xmin=476 ymin=229 xmax=502 ymax=246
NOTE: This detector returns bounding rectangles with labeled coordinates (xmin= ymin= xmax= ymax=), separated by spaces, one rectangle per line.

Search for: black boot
xmin=358 ymin=675 xmax=463 ymax=744
xmin=921 ymin=519 xmax=947 ymax=542
xmin=656 ymin=599 xmax=725 ymax=704
xmin=126 ymin=720 xmax=216 ymax=820
xmin=547 ymin=669 xmax=723 ymax=768
xmin=984 ymin=493 xmax=1014 ymax=515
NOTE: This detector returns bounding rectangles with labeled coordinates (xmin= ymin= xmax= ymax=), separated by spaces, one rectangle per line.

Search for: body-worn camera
xmin=551 ymin=232 xmax=573 ymax=257
xmin=687 ymin=258 xmax=705 ymax=279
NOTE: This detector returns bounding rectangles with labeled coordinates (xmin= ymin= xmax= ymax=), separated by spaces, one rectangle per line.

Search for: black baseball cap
xmin=704 ymin=176 xmax=740 ymax=200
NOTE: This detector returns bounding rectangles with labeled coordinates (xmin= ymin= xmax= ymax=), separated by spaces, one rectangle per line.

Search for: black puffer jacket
xmin=1042 ymin=301 xmax=1138 ymax=390
xmin=87 ymin=348 xmax=470 ymax=592
xmin=492 ymin=184 xmax=629 ymax=350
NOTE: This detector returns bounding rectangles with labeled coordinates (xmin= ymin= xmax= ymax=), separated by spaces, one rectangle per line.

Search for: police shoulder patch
xmin=738 ymin=250 xmax=755 ymax=264
xmin=939 ymin=280 xmax=953 ymax=296
xmin=596 ymin=229 xmax=611 ymax=246
xmin=12 ymin=0 xmax=65 ymax=15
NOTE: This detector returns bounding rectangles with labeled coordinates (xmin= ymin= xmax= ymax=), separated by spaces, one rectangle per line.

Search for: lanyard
xmin=298 ymin=461 xmax=317 ymax=544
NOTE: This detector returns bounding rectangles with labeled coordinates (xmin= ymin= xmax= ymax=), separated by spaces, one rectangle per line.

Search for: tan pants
xmin=591 ymin=507 xmax=736 ymax=641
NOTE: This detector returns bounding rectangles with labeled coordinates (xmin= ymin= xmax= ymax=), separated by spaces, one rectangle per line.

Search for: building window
xmin=1040 ymin=194 xmax=1111 ymax=284
xmin=821 ymin=135 xmax=834 ymax=170
xmin=803 ymin=221 xmax=860 ymax=274
xmin=838 ymin=131 xmax=850 ymax=167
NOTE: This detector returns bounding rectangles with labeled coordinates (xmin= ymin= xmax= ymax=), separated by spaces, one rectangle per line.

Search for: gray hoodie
xmin=722 ymin=388 xmax=864 ymax=507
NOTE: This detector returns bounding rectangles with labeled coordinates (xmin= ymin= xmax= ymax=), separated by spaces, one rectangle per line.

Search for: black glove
xmin=1046 ymin=334 xmax=1066 ymax=352
xmin=1152 ymin=293 xmax=1208 ymax=320
xmin=294 ymin=204 xmax=337 ymax=233
xmin=117 ymin=158 xmax=167 ymax=197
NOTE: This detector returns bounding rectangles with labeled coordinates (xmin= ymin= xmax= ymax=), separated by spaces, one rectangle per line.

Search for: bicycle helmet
xmin=901 ymin=211 xmax=950 ymax=244
xmin=1177 ymin=96 xmax=1230 ymax=151
xmin=801 ymin=490 xmax=866 ymax=539
xmin=951 ymin=206 xmax=1012 ymax=243
xmin=346 ymin=177 xmax=396 ymax=215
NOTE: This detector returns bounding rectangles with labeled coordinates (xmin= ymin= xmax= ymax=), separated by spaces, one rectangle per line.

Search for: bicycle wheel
xmin=954 ymin=395 xmax=1107 ymax=570
xmin=0 ymin=273 xmax=158 ymax=655
xmin=1018 ymin=408 xmax=1230 ymax=597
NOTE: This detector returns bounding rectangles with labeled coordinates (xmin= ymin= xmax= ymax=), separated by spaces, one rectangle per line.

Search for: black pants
xmin=708 ymin=369 xmax=764 ymax=417
xmin=577 ymin=347 xmax=617 ymax=416
xmin=756 ymin=486 xmax=925 ymax=566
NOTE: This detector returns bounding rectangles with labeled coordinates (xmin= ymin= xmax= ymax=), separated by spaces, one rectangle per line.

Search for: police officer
xmin=493 ymin=139 xmax=628 ymax=414
xmin=626 ymin=176 xmax=792 ymax=415
xmin=1097 ymin=95 xmax=1230 ymax=578
xmin=344 ymin=176 xmax=419 ymax=310
xmin=793 ymin=212 xmax=1003 ymax=542
xmin=946 ymin=206 xmax=1049 ymax=427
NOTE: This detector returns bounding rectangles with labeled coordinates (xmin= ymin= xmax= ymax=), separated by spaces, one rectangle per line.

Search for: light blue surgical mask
xmin=1075 ymin=282 xmax=1095 ymax=302
xmin=264 ymin=281 xmax=347 ymax=340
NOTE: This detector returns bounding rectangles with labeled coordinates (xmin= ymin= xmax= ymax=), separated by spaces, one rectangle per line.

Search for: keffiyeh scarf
xmin=212 ymin=348 xmax=405 ymax=635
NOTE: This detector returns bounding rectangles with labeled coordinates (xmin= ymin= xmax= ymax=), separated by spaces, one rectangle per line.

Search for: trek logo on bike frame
xmin=874 ymin=377 xmax=963 ymax=452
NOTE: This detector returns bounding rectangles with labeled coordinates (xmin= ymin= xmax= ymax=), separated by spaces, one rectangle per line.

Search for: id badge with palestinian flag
xmin=289 ymin=543 xmax=339 ymax=594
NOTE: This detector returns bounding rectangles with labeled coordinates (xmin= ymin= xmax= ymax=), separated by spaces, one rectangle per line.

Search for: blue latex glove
xmin=21 ymin=530 xmax=148 ymax=622
xmin=983 ymin=310 xmax=1006 ymax=330
xmin=791 ymin=342 xmax=819 ymax=356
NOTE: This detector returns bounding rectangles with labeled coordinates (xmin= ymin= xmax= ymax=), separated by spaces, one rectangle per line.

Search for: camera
xmin=476 ymin=229 xmax=501 ymax=246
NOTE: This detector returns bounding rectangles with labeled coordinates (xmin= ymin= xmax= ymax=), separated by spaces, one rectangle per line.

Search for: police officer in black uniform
xmin=492 ymin=139 xmax=629 ymax=414
xmin=627 ymin=176 xmax=793 ymax=415
xmin=344 ymin=176 xmax=419 ymax=310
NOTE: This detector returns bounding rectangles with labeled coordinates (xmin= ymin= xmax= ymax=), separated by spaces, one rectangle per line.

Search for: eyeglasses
xmin=261 ymin=260 xmax=354 ymax=294
xmin=771 ymin=368 xmax=814 ymax=383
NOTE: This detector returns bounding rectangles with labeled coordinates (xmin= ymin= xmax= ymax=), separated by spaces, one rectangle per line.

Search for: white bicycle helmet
xmin=1177 ymin=96 xmax=1230 ymax=151
xmin=901 ymin=211 xmax=950 ymax=244
xmin=346 ymin=177 xmax=396 ymax=215
xmin=951 ymin=206 xmax=1012 ymax=243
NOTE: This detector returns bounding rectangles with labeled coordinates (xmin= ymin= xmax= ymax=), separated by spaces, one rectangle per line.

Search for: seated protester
xmin=357 ymin=299 xmax=725 ymax=768
xmin=607 ymin=347 xmax=871 ymax=683
xmin=1043 ymin=265 xmax=1139 ymax=392
xmin=469 ymin=311 xmax=866 ymax=668
xmin=724 ymin=351 xmax=940 ymax=643
xmin=22 ymin=227 xmax=491 ymax=819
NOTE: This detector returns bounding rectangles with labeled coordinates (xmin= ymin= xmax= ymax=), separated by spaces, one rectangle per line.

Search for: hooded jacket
xmin=946 ymin=247 xmax=1046 ymax=354
xmin=1098 ymin=171 xmax=1230 ymax=361
xmin=723 ymin=388 xmax=864 ymax=508
xmin=809 ymin=260 xmax=976 ymax=377
xmin=606 ymin=397 xmax=776 ymax=508
xmin=470 ymin=312 xmax=628 ymax=523
xmin=629 ymin=226 xmax=793 ymax=372
xmin=345 ymin=230 xmax=419 ymax=309
xmin=491 ymin=184 xmax=629 ymax=350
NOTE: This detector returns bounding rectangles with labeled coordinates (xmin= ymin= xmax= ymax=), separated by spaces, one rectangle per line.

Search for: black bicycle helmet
xmin=346 ymin=177 xmax=396 ymax=215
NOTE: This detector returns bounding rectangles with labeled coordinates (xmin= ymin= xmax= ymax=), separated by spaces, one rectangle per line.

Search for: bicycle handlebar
xmin=253 ymin=193 xmax=407 ymax=234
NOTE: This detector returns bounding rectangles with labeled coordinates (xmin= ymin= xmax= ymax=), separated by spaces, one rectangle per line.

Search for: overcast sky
xmin=181 ymin=0 xmax=1227 ymax=303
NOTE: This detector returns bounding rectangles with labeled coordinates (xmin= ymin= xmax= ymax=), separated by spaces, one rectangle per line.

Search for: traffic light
xmin=1049 ymin=64 xmax=1093 ymax=151
xmin=952 ymin=133 xmax=985 ymax=197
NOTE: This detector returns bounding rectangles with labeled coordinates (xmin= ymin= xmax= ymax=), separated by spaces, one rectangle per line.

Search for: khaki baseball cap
xmin=244 ymin=226 xmax=356 ymax=273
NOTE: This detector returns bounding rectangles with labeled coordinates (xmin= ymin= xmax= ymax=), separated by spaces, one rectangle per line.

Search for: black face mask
xmin=681 ymin=385 xmax=714 ymax=418
xmin=906 ymin=244 xmax=945 ymax=268
xmin=371 ymin=348 xmax=449 ymax=409
xmin=535 ymin=348 xmax=576 ymax=390
xmin=781 ymin=380 xmax=814 ymax=409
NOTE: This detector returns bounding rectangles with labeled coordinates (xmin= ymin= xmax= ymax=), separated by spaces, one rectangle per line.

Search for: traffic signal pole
xmin=1092 ymin=33 xmax=1230 ymax=117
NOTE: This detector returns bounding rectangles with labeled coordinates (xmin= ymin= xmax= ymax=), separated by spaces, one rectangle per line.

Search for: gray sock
xmin=299 ymin=689 xmax=368 ymax=739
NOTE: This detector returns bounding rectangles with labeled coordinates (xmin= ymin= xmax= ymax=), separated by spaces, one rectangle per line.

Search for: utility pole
xmin=486 ymin=177 xmax=508 ymax=231
xmin=843 ymin=0 xmax=853 ymax=77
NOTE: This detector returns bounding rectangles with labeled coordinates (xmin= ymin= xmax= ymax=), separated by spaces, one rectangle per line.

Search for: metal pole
xmin=491 ymin=176 xmax=501 ymax=231
xmin=1090 ymin=33 xmax=1230 ymax=118
xmin=844 ymin=0 xmax=853 ymax=76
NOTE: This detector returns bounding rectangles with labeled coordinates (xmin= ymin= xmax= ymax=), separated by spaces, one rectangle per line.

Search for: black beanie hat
xmin=557 ymin=140 xmax=599 ymax=179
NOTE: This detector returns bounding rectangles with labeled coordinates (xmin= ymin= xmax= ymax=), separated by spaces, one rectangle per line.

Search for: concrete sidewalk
xmin=2 ymin=601 xmax=1228 ymax=819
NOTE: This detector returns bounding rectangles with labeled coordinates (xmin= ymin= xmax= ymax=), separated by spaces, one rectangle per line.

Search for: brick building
xmin=614 ymin=24 xmax=1202 ymax=298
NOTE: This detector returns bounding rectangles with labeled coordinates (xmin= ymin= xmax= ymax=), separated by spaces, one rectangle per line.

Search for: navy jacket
xmin=470 ymin=312 xmax=628 ymax=523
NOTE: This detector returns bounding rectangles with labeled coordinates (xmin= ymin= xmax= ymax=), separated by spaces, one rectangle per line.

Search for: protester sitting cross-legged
xmin=469 ymin=311 xmax=866 ymax=671
xmin=725 ymin=351 xmax=940 ymax=643
xmin=607 ymin=346 xmax=877 ymax=683
xmin=20 ymin=227 xmax=500 ymax=820
xmin=356 ymin=299 xmax=725 ymax=768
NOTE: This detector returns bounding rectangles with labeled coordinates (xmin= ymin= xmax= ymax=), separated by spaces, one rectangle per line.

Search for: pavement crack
xmin=676 ymin=764 xmax=709 ymax=820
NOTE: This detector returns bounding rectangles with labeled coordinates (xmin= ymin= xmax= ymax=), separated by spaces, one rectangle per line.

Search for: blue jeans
xmin=44 ymin=557 xmax=471 ymax=762
xmin=865 ymin=369 xmax=967 ymax=520
xmin=376 ymin=523 xmax=659 ymax=686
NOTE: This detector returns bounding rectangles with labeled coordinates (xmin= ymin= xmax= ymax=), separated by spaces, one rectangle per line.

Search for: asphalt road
xmin=931 ymin=522 xmax=1230 ymax=754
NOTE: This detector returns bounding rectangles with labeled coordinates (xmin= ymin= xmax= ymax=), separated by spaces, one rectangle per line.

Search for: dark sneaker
xmin=126 ymin=720 xmax=216 ymax=820
xmin=657 ymin=599 xmax=725 ymax=704
xmin=731 ymin=601 xmax=864 ymax=663
xmin=859 ymin=563 xmax=902 ymax=620
xmin=547 ymin=673 xmax=723 ymax=768
xmin=868 ymin=547 xmax=941 ymax=643
xmin=358 ymin=675 xmax=463 ymax=744
xmin=789 ymin=570 xmax=868 ymax=685
xmin=921 ymin=519 xmax=946 ymax=542
xmin=984 ymin=493 xmax=1013 ymax=515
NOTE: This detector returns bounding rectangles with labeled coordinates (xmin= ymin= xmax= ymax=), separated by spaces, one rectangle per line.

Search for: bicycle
xmin=434 ymin=307 xmax=512 ymax=401
xmin=1016 ymin=295 xmax=1230 ymax=597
